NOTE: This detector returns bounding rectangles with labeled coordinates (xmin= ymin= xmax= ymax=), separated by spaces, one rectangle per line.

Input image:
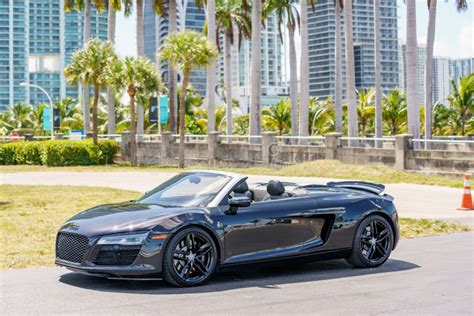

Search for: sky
xmin=115 ymin=0 xmax=474 ymax=59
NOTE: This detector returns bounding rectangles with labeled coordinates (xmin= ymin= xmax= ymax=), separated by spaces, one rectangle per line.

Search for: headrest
xmin=267 ymin=180 xmax=285 ymax=195
xmin=234 ymin=181 xmax=249 ymax=193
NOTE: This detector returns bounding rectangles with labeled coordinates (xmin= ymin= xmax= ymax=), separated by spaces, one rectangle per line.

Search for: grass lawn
xmin=0 ymin=160 xmax=463 ymax=188
xmin=1 ymin=185 xmax=470 ymax=269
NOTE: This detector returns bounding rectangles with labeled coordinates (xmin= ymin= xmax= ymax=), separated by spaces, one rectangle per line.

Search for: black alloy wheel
xmin=346 ymin=214 xmax=394 ymax=268
xmin=163 ymin=228 xmax=217 ymax=286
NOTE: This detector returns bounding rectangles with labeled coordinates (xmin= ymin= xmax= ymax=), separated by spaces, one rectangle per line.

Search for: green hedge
xmin=0 ymin=140 xmax=119 ymax=166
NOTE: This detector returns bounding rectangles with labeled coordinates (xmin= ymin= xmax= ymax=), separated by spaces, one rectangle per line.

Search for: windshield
xmin=138 ymin=172 xmax=232 ymax=207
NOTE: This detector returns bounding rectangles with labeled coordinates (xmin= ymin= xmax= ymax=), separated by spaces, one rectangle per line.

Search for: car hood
xmin=59 ymin=202 xmax=206 ymax=237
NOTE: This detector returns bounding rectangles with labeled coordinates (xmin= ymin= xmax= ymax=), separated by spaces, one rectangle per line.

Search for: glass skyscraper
xmin=307 ymin=0 xmax=399 ymax=99
xmin=144 ymin=0 xmax=207 ymax=96
xmin=0 ymin=0 xmax=108 ymax=112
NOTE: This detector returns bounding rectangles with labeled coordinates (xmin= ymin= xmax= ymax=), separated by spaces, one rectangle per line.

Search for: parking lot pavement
xmin=2 ymin=171 xmax=473 ymax=226
xmin=1 ymin=232 xmax=473 ymax=315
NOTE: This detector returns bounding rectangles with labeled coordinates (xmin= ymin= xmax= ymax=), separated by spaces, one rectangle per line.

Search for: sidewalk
xmin=2 ymin=171 xmax=473 ymax=226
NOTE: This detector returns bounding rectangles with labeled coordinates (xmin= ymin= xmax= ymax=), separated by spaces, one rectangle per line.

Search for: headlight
xmin=97 ymin=232 xmax=149 ymax=246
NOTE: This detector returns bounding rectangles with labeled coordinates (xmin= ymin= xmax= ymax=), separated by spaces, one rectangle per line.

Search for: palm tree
xmin=333 ymin=0 xmax=343 ymax=133
xmin=357 ymin=89 xmax=375 ymax=136
xmin=383 ymin=89 xmax=407 ymax=136
xmin=29 ymin=103 xmax=47 ymax=132
xmin=448 ymin=73 xmax=474 ymax=136
xmin=54 ymin=97 xmax=83 ymax=131
xmin=214 ymin=0 xmax=251 ymax=137
xmin=7 ymin=103 xmax=33 ymax=130
xmin=249 ymin=0 xmax=262 ymax=138
xmin=343 ymin=0 xmax=358 ymax=143
xmin=64 ymin=39 xmax=118 ymax=144
xmin=106 ymin=0 xmax=122 ymax=134
xmin=262 ymin=98 xmax=291 ymax=136
xmin=159 ymin=30 xmax=218 ymax=168
xmin=264 ymin=0 xmax=299 ymax=138
xmin=405 ymin=0 xmax=420 ymax=141
xmin=308 ymin=97 xmax=335 ymax=136
xmin=64 ymin=0 xmax=105 ymax=134
xmin=424 ymin=0 xmax=467 ymax=146
xmin=374 ymin=0 xmax=382 ymax=144
xmin=298 ymin=0 xmax=316 ymax=140
xmin=109 ymin=57 xmax=161 ymax=165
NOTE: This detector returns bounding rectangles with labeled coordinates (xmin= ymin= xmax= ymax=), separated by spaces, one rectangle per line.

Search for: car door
xmin=222 ymin=196 xmax=318 ymax=264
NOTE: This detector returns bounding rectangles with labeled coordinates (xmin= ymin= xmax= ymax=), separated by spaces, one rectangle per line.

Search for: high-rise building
xmin=226 ymin=13 xmax=287 ymax=113
xmin=307 ymin=0 xmax=399 ymax=99
xmin=450 ymin=58 xmax=474 ymax=85
xmin=432 ymin=57 xmax=450 ymax=104
xmin=144 ymin=0 xmax=207 ymax=96
xmin=398 ymin=43 xmax=426 ymax=107
xmin=144 ymin=0 xmax=286 ymax=113
xmin=0 ymin=0 xmax=108 ymax=112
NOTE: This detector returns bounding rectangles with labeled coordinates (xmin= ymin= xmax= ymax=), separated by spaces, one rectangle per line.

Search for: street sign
xmin=43 ymin=107 xmax=51 ymax=131
xmin=149 ymin=97 xmax=158 ymax=124
xmin=53 ymin=108 xmax=60 ymax=130
xmin=159 ymin=95 xmax=169 ymax=125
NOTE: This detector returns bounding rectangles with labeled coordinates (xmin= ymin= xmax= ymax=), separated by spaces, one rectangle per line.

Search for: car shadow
xmin=58 ymin=258 xmax=419 ymax=294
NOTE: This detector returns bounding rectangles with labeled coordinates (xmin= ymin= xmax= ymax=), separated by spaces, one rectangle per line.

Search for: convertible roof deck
xmin=326 ymin=181 xmax=385 ymax=195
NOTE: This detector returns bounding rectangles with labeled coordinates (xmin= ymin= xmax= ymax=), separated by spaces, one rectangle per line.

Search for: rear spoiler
xmin=326 ymin=181 xmax=385 ymax=195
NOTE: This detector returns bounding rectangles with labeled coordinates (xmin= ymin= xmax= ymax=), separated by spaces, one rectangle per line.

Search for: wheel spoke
xmin=376 ymin=243 xmax=387 ymax=257
xmin=196 ymin=243 xmax=211 ymax=255
xmin=367 ymin=245 xmax=375 ymax=260
xmin=194 ymin=258 xmax=209 ymax=275
xmin=371 ymin=221 xmax=377 ymax=236
xmin=179 ymin=261 xmax=191 ymax=278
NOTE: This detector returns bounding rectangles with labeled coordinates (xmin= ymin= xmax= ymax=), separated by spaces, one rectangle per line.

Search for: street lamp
xmin=20 ymin=82 xmax=54 ymax=140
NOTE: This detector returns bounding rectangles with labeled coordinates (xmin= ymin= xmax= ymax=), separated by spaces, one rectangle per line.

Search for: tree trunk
xmin=288 ymin=23 xmax=298 ymax=140
xmin=374 ymin=0 xmax=382 ymax=147
xmin=92 ymin=85 xmax=99 ymax=145
xmin=107 ymin=1 xmax=116 ymax=135
xmin=343 ymin=0 xmax=358 ymax=143
xmin=136 ymin=0 xmax=145 ymax=136
xmin=334 ymin=0 xmax=342 ymax=133
xmin=424 ymin=0 xmax=437 ymax=149
xmin=206 ymin=0 xmax=217 ymax=133
xmin=129 ymin=89 xmax=137 ymax=166
xmin=299 ymin=0 xmax=309 ymax=141
xmin=178 ymin=71 xmax=189 ymax=168
xmin=406 ymin=0 xmax=420 ymax=142
xmin=249 ymin=0 xmax=261 ymax=140
xmin=82 ymin=0 xmax=91 ymax=134
xmin=224 ymin=33 xmax=233 ymax=138
xmin=168 ymin=0 xmax=178 ymax=133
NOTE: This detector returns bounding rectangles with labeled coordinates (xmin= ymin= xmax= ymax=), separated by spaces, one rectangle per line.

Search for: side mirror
xmin=226 ymin=196 xmax=251 ymax=215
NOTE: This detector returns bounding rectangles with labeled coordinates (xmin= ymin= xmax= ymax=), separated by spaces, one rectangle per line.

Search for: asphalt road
xmin=1 ymin=232 xmax=473 ymax=315
xmin=2 ymin=171 xmax=474 ymax=226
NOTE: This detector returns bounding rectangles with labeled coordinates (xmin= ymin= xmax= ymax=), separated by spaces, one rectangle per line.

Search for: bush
xmin=0 ymin=140 xmax=119 ymax=166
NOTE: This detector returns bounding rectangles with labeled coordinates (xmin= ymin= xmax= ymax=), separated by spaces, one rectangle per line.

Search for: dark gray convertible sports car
xmin=56 ymin=171 xmax=399 ymax=286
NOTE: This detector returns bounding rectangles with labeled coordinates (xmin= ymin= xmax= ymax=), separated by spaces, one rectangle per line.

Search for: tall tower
xmin=144 ymin=0 xmax=206 ymax=96
xmin=307 ymin=0 xmax=399 ymax=99
xmin=0 ymin=0 xmax=108 ymax=111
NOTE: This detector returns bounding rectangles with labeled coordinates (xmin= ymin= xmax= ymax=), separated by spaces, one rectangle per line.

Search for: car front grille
xmin=56 ymin=232 xmax=89 ymax=263
xmin=93 ymin=247 xmax=141 ymax=266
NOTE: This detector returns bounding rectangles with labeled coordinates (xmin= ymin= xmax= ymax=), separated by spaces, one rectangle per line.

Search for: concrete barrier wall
xmin=121 ymin=132 xmax=474 ymax=175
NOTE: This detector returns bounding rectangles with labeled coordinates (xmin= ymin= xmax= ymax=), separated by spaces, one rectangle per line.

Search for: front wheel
xmin=162 ymin=227 xmax=218 ymax=287
xmin=346 ymin=214 xmax=394 ymax=268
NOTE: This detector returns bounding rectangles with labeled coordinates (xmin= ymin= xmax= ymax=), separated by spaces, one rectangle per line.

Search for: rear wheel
xmin=346 ymin=214 xmax=394 ymax=268
xmin=162 ymin=227 xmax=218 ymax=287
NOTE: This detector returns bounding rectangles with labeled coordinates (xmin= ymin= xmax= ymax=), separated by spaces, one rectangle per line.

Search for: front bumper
xmin=55 ymin=231 xmax=167 ymax=278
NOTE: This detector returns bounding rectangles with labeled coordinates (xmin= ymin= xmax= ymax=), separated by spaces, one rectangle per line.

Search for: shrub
xmin=0 ymin=140 xmax=119 ymax=166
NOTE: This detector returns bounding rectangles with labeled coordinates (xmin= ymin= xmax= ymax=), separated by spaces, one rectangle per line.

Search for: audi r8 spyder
xmin=56 ymin=171 xmax=399 ymax=287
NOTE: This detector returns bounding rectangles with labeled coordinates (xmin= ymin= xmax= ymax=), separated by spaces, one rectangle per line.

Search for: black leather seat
xmin=262 ymin=180 xmax=289 ymax=201
xmin=230 ymin=181 xmax=253 ymax=201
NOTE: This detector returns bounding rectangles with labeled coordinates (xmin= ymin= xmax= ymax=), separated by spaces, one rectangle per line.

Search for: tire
xmin=162 ymin=227 xmax=218 ymax=287
xmin=346 ymin=214 xmax=394 ymax=268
